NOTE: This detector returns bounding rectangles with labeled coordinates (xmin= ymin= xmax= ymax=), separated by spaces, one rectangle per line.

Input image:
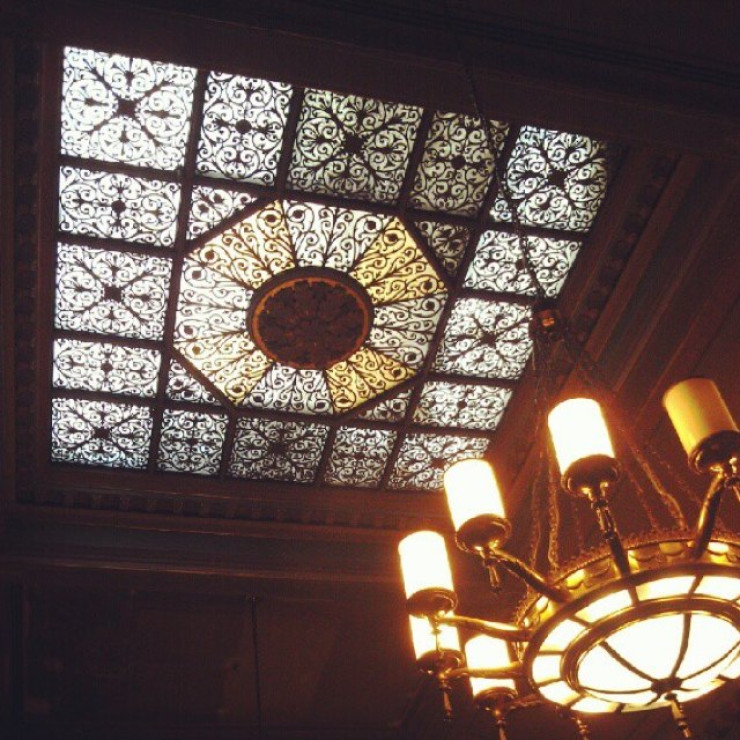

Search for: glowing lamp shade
xmin=663 ymin=378 xmax=738 ymax=458
xmin=548 ymin=398 xmax=615 ymax=475
xmin=443 ymin=459 xmax=505 ymax=532
xmin=465 ymin=635 xmax=515 ymax=698
xmin=398 ymin=531 xmax=454 ymax=601
xmin=409 ymin=615 xmax=460 ymax=661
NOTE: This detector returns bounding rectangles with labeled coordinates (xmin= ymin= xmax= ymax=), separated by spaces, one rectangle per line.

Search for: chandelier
xmin=398 ymin=307 xmax=740 ymax=738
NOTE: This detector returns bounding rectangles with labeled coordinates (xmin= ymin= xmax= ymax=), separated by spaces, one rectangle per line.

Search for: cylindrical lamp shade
xmin=548 ymin=398 xmax=616 ymax=476
xmin=444 ymin=459 xmax=505 ymax=532
xmin=465 ymin=635 xmax=516 ymax=698
xmin=409 ymin=615 xmax=461 ymax=662
xmin=398 ymin=531 xmax=454 ymax=601
xmin=663 ymin=378 xmax=738 ymax=458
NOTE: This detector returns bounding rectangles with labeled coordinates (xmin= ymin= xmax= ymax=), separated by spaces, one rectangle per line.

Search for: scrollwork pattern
xmin=288 ymin=89 xmax=421 ymax=203
xmin=325 ymin=427 xmax=396 ymax=487
xmin=60 ymin=47 xmax=196 ymax=170
xmin=228 ymin=418 xmax=329 ymax=482
xmin=283 ymin=200 xmax=389 ymax=271
xmin=358 ymin=388 xmax=412 ymax=422
xmin=388 ymin=433 xmax=489 ymax=491
xmin=491 ymin=126 xmax=608 ymax=232
xmin=465 ymin=230 xmax=581 ymax=297
xmin=157 ymin=409 xmax=227 ymax=475
xmin=415 ymin=221 xmax=470 ymax=276
xmin=58 ymin=167 xmax=181 ymax=246
xmin=197 ymin=72 xmax=292 ymax=184
xmin=52 ymin=338 xmax=161 ymax=397
xmin=367 ymin=295 xmax=445 ymax=369
xmin=410 ymin=112 xmax=508 ymax=215
xmin=187 ymin=185 xmax=257 ymax=239
xmin=245 ymin=365 xmax=333 ymax=415
xmin=350 ymin=218 xmax=446 ymax=305
xmin=325 ymin=347 xmax=415 ymax=412
xmin=55 ymin=243 xmax=172 ymax=340
xmin=51 ymin=397 xmax=153 ymax=468
xmin=189 ymin=201 xmax=295 ymax=290
xmin=413 ymin=381 xmax=513 ymax=431
xmin=166 ymin=360 xmax=219 ymax=405
xmin=433 ymin=298 xmax=533 ymax=379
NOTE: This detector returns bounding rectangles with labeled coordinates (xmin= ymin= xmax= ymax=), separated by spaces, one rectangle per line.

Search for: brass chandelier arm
xmin=484 ymin=547 xmax=571 ymax=603
xmin=691 ymin=469 xmax=731 ymax=559
xmin=442 ymin=662 xmax=524 ymax=683
xmin=435 ymin=614 xmax=531 ymax=642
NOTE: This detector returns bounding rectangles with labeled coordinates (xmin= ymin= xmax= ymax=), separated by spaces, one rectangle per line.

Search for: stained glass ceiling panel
xmin=48 ymin=44 xmax=614 ymax=492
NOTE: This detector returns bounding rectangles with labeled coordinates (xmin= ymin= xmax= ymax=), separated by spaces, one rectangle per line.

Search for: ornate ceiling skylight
xmin=48 ymin=45 xmax=611 ymax=489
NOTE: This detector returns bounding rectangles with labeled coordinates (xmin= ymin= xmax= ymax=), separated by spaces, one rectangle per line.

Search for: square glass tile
xmin=61 ymin=47 xmax=196 ymax=170
xmin=465 ymin=230 xmax=581 ymax=297
xmin=158 ymin=409 xmax=228 ymax=475
xmin=55 ymin=243 xmax=172 ymax=340
xmin=187 ymin=185 xmax=257 ymax=239
xmin=433 ymin=298 xmax=532 ymax=379
xmin=196 ymin=72 xmax=293 ymax=184
xmin=325 ymin=427 xmax=396 ymax=487
xmin=51 ymin=397 xmax=153 ymax=468
xmin=228 ymin=418 xmax=329 ymax=483
xmin=59 ymin=166 xmax=181 ymax=247
xmin=388 ymin=433 xmax=489 ymax=491
xmin=288 ymin=89 xmax=422 ymax=203
xmin=410 ymin=112 xmax=508 ymax=215
xmin=414 ymin=382 xmax=513 ymax=431
xmin=490 ymin=126 xmax=607 ymax=232
xmin=52 ymin=338 xmax=161 ymax=397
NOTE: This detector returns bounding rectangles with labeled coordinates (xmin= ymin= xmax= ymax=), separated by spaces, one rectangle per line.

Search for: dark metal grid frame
xmin=39 ymin=43 xmax=615 ymax=495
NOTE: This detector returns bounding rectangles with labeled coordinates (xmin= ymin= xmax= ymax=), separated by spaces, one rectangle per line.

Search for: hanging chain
xmin=562 ymin=326 xmax=691 ymax=529
xmin=439 ymin=0 xmax=546 ymax=301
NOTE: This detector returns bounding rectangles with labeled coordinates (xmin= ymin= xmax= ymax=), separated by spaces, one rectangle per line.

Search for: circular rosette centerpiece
xmin=173 ymin=199 xmax=447 ymax=414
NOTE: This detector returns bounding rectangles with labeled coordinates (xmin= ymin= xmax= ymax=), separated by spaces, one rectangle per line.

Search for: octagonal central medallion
xmin=173 ymin=199 xmax=447 ymax=414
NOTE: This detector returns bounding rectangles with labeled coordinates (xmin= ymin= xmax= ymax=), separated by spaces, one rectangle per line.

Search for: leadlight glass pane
xmin=389 ymin=433 xmax=489 ymax=490
xmin=51 ymin=397 xmax=152 ymax=468
xmin=410 ymin=112 xmax=508 ymax=215
xmin=166 ymin=360 xmax=219 ymax=405
xmin=325 ymin=348 xmax=415 ymax=413
xmin=196 ymin=72 xmax=292 ymax=184
xmin=433 ymin=298 xmax=532 ymax=379
xmin=367 ymin=294 xmax=445 ymax=369
xmin=414 ymin=382 xmax=513 ymax=431
xmin=157 ymin=409 xmax=227 ymax=475
xmin=228 ymin=418 xmax=329 ymax=482
xmin=58 ymin=167 xmax=181 ymax=247
xmin=187 ymin=200 xmax=295 ymax=290
xmin=60 ymin=47 xmax=196 ymax=170
xmin=358 ymin=388 xmax=412 ymax=422
xmin=350 ymin=218 xmax=446 ymax=305
xmin=52 ymin=338 xmax=161 ymax=397
xmin=325 ymin=427 xmax=396 ymax=487
xmin=283 ymin=200 xmax=390 ymax=272
xmin=55 ymin=243 xmax=172 ymax=340
xmin=490 ymin=127 xmax=608 ymax=232
xmin=245 ymin=365 xmax=333 ymax=415
xmin=465 ymin=230 xmax=581 ymax=297
xmin=187 ymin=185 xmax=257 ymax=239
xmin=288 ymin=89 xmax=422 ymax=203
xmin=415 ymin=221 xmax=470 ymax=276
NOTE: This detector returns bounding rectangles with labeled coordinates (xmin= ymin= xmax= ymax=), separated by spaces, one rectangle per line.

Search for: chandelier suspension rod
xmin=438 ymin=0 xmax=546 ymax=301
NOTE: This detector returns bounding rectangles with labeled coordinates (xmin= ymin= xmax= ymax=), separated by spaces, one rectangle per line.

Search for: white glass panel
xmin=578 ymin=645 xmax=652 ymax=692
xmin=532 ymin=654 xmax=562 ymax=684
xmin=636 ymin=576 xmax=695 ymax=602
xmin=576 ymin=589 xmax=632 ymax=623
xmin=607 ymin=614 xmax=686 ymax=679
